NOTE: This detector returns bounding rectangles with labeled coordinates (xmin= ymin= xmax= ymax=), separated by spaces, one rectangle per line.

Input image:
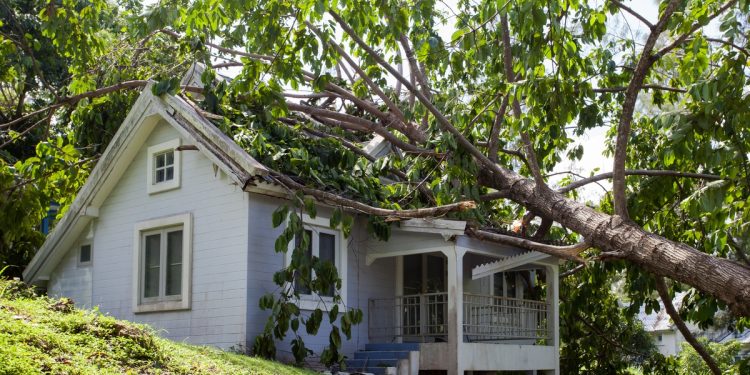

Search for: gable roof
xmin=23 ymin=81 xmax=268 ymax=284
xmin=638 ymin=292 xmax=687 ymax=332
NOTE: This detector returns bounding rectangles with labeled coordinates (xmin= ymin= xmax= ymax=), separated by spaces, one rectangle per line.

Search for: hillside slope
xmin=0 ymin=278 xmax=313 ymax=375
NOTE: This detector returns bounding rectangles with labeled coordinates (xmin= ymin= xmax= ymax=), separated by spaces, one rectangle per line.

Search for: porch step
xmin=346 ymin=343 xmax=420 ymax=375
xmin=343 ymin=367 xmax=393 ymax=375
xmin=354 ymin=351 xmax=410 ymax=360
xmin=346 ymin=358 xmax=399 ymax=368
xmin=364 ymin=343 xmax=420 ymax=351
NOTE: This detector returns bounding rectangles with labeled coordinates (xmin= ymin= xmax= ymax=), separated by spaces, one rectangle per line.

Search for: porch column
xmin=545 ymin=264 xmax=560 ymax=375
xmin=445 ymin=246 xmax=466 ymax=375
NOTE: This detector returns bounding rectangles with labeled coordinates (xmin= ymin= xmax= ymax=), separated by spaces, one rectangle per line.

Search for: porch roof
xmin=471 ymin=251 xmax=549 ymax=280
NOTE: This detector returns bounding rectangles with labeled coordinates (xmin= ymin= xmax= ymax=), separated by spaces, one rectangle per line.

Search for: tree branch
xmin=488 ymin=95 xmax=510 ymax=162
xmin=306 ymin=22 xmax=425 ymax=143
xmin=329 ymin=10 xmax=507 ymax=178
xmin=558 ymin=169 xmax=723 ymax=193
xmin=398 ymin=35 xmax=431 ymax=100
xmin=0 ymin=80 xmax=150 ymax=129
xmin=655 ymin=277 xmax=721 ymax=375
xmin=653 ymin=1 xmax=738 ymax=60
xmin=285 ymin=102 xmax=434 ymax=155
xmin=467 ymin=227 xmax=589 ymax=263
xmin=499 ymin=14 xmax=547 ymax=189
xmin=727 ymin=236 xmax=750 ymax=268
xmin=609 ymin=0 xmax=654 ymax=29
xmin=521 ymin=131 xmax=547 ymax=188
xmin=559 ymin=263 xmax=586 ymax=278
xmin=706 ymin=37 xmax=750 ymax=56
xmin=612 ymin=0 xmax=683 ymax=220
xmin=593 ymin=84 xmax=686 ymax=93
xmin=280 ymin=115 xmax=436 ymax=204
xmin=269 ymin=171 xmax=475 ymax=220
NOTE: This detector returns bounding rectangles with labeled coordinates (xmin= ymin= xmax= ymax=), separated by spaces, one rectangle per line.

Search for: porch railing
xmin=368 ymin=293 xmax=548 ymax=343
xmin=463 ymin=293 xmax=548 ymax=342
xmin=369 ymin=292 xmax=448 ymax=342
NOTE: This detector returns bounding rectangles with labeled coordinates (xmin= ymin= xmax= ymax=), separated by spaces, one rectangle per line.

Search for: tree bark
xmin=655 ymin=277 xmax=721 ymax=375
xmin=478 ymin=168 xmax=750 ymax=317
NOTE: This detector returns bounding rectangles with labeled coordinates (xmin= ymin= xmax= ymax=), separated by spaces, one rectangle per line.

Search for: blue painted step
xmin=345 ymin=358 xmax=399 ymax=368
xmin=354 ymin=351 xmax=410 ymax=360
xmin=350 ymin=367 xmax=389 ymax=375
xmin=364 ymin=342 xmax=420 ymax=351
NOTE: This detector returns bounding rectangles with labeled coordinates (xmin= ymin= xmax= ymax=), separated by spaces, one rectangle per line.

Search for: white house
xmin=638 ymin=294 xmax=750 ymax=360
xmin=23 ymin=68 xmax=561 ymax=375
xmin=638 ymin=298 xmax=689 ymax=357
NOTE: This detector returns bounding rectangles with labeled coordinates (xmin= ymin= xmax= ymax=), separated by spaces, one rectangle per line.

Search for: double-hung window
xmin=147 ymin=139 xmax=181 ymax=194
xmin=142 ymin=227 xmax=183 ymax=300
xmin=294 ymin=229 xmax=337 ymax=297
xmin=133 ymin=213 xmax=192 ymax=313
xmin=288 ymin=215 xmax=347 ymax=311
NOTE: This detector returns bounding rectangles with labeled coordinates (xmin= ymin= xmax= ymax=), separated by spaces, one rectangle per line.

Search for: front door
xmin=401 ymin=253 xmax=447 ymax=341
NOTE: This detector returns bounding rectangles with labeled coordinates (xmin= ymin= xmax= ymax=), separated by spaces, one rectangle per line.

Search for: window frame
xmin=132 ymin=213 xmax=192 ymax=313
xmin=77 ymin=243 xmax=92 ymax=267
xmin=286 ymin=214 xmax=347 ymax=311
xmin=146 ymin=139 xmax=181 ymax=194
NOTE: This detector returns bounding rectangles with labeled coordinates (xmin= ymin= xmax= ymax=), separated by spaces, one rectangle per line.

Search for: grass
xmin=0 ymin=278 xmax=315 ymax=375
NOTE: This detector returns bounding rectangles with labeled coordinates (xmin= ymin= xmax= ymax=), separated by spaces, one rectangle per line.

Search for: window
xmin=287 ymin=215 xmax=347 ymax=311
xmin=146 ymin=139 xmax=181 ymax=194
xmin=657 ymin=334 xmax=663 ymax=342
xmin=132 ymin=213 xmax=192 ymax=313
xmin=153 ymin=150 xmax=175 ymax=183
xmin=78 ymin=244 xmax=92 ymax=266
xmin=294 ymin=229 xmax=336 ymax=297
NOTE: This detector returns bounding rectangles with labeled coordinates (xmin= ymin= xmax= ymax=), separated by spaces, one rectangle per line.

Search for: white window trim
xmin=286 ymin=214 xmax=347 ymax=311
xmin=77 ymin=242 xmax=92 ymax=267
xmin=146 ymin=138 xmax=181 ymax=194
xmin=132 ymin=213 xmax=192 ymax=313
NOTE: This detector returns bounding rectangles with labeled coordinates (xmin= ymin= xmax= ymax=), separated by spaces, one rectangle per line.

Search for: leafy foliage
xmin=560 ymin=262 xmax=676 ymax=374
xmin=677 ymin=338 xmax=748 ymax=374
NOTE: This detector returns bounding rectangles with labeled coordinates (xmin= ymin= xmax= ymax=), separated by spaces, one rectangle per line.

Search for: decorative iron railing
xmin=463 ymin=293 xmax=549 ymax=342
xmin=368 ymin=293 xmax=548 ymax=343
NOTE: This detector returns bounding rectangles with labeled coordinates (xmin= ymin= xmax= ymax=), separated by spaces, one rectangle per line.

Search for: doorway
xmin=401 ymin=253 xmax=447 ymax=341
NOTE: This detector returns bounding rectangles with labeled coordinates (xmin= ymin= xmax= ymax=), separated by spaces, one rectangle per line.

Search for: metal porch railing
xmin=368 ymin=292 xmax=448 ymax=342
xmin=368 ymin=293 xmax=549 ymax=343
xmin=463 ymin=293 xmax=549 ymax=342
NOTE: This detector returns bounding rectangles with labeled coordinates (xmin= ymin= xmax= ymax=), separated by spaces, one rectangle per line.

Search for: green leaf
xmin=328 ymin=304 xmax=339 ymax=323
xmin=330 ymin=208 xmax=342 ymax=229
xmin=304 ymin=198 xmax=316 ymax=218
xmin=272 ymin=206 xmax=288 ymax=228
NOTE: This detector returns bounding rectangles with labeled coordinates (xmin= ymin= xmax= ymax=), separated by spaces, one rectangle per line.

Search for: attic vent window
xmin=154 ymin=151 xmax=174 ymax=183
xmin=146 ymin=139 xmax=181 ymax=194
xmin=79 ymin=244 xmax=92 ymax=266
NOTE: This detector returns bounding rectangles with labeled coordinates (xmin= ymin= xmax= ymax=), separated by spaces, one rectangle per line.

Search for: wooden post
xmin=445 ymin=246 xmax=466 ymax=375
xmin=545 ymin=264 xmax=560 ymax=375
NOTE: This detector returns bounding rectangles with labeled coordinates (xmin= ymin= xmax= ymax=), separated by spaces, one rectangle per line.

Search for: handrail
xmin=368 ymin=292 xmax=549 ymax=343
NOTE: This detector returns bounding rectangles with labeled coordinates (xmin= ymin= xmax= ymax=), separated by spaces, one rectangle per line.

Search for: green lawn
xmin=0 ymin=279 xmax=315 ymax=375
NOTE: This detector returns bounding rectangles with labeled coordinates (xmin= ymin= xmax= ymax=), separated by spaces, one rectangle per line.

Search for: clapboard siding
xmin=245 ymin=196 xmax=396 ymax=361
xmin=88 ymin=121 xmax=249 ymax=349
xmin=48 ymin=231 xmax=92 ymax=308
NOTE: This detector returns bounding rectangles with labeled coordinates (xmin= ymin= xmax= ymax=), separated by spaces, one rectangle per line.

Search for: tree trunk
xmin=478 ymin=169 xmax=750 ymax=317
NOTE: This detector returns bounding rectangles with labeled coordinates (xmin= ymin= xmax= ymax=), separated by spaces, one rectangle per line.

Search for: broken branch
xmin=269 ymin=171 xmax=475 ymax=219
xmin=467 ymin=227 xmax=589 ymax=263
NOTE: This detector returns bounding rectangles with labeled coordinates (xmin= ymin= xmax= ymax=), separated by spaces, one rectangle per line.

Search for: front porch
xmin=363 ymin=220 xmax=559 ymax=374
